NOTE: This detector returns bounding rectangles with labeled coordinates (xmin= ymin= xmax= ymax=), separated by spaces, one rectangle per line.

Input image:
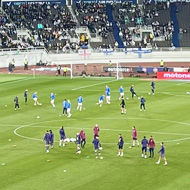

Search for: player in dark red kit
xmin=132 ymin=126 xmax=139 ymax=147
xmin=80 ymin=129 xmax=86 ymax=148
xmin=93 ymin=124 xmax=100 ymax=138
xmin=148 ymin=136 xmax=155 ymax=158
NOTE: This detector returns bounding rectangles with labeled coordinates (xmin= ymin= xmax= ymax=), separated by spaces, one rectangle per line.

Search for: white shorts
xmin=67 ymin=108 xmax=71 ymax=113
xmin=120 ymin=92 xmax=124 ymax=97
xmin=33 ymin=98 xmax=37 ymax=102
xmin=78 ymin=103 xmax=82 ymax=106
xmin=99 ymin=100 xmax=103 ymax=104
xmin=51 ymin=99 xmax=54 ymax=104
xmin=106 ymin=96 xmax=110 ymax=100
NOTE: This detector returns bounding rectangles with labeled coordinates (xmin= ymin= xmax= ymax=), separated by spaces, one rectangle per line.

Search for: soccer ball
xmin=99 ymin=147 xmax=103 ymax=150
xmin=100 ymin=156 xmax=103 ymax=159
xmin=39 ymin=103 xmax=42 ymax=106
xmin=138 ymin=97 xmax=140 ymax=99
xmin=65 ymin=138 xmax=70 ymax=143
xmin=148 ymin=92 xmax=151 ymax=95
xmin=186 ymin=92 xmax=190 ymax=94
xmin=70 ymin=138 xmax=76 ymax=142
xmin=37 ymin=116 xmax=40 ymax=119
xmin=83 ymin=108 xmax=86 ymax=110
xmin=126 ymin=97 xmax=129 ymax=100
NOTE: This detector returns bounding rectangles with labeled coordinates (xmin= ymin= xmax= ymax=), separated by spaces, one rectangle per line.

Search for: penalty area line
xmin=71 ymin=80 xmax=116 ymax=90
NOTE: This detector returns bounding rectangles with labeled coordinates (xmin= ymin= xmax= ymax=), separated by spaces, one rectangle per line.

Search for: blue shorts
xmin=118 ymin=145 xmax=123 ymax=149
xmin=60 ymin=135 xmax=66 ymax=140
xmin=142 ymin=147 xmax=147 ymax=152
xmin=94 ymin=146 xmax=99 ymax=150
xmin=161 ymin=153 xmax=165 ymax=157
xmin=133 ymin=138 xmax=137 ymax=140
xmin=45 ymin=140 xmax=50 ymax=145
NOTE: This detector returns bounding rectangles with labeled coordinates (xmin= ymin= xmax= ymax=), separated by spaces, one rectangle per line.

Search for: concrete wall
xmin=0 ymin=50 xmax=190 ymax=68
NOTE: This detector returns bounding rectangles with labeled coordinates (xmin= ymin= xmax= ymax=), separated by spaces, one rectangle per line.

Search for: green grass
xmin=0 ymin=75 xmax=190 ymax=190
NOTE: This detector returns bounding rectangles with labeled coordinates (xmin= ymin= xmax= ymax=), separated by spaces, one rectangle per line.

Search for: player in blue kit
xmin=67 ymin=100 xmax=71 ymax=117
xmin=141 ymin=136 xmax=148 ymax=158
xmin=106 ymin=85 xmax=110 ymax=93
xmin=119 ymin=86 xmax=124 ymax=100
xmin=156 ymin=142 xmax=167 ymax=165
xmin=77 ymin=95 xmax=83 ymax=111
xmin=59 ymin=126 xmax=66 ymax=147
xmin=117 ymin=134 xmax=124 ymax=156
xmin=140 ymin=96 xmax=146 ymax=111
xmin=105 ymin=85 xmax=111 ymax=104
xmin=150 ymin=81 xmax=155 ymax=95
xmin=62 ymin=99 xmax=68 ymax=116
xmin=43 ymin=130 xmax=50 ymax=153
xmin=76 ymin=132 xmax=81 ymax=154
xmin=32 ymin=92 xmax=42 ymax=106
xmin=50 ymin=93 xmax=55 ymax=108
xmin=92 ymin=136 xmax=102 ymax=159
xmin=96 ymin=95 xmax=104 ymax=107
xmin=49 ymin=130 xmax=54 ymax=149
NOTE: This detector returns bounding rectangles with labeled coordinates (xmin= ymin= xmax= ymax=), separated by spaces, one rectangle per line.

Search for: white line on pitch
xmin=16 ymin=125 xmax=190 ymax=136
xmin=177 ymin=82 xmax=190 ymax=86
xmin=0 ymin=78 xmax=32 ymax=86
xmin=71 ymin=80 xmax=116 ymax=90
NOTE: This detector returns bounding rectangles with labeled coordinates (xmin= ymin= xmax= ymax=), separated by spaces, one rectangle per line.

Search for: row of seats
xmin=1 ymin=2 xmax=190 ymax=50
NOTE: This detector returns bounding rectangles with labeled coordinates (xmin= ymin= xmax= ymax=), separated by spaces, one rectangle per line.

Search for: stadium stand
xmin=176 ymin=2 xmax=190 ymax=47
xmin=73 ymin=2 xmax=116 ymax=49
xmin=1 ymin=1 xmax=190 ymax=51
xmin=0 ymin=9 xmax=17 ymax=48
xmin=3 ymin=3 xmax=77 ymax=51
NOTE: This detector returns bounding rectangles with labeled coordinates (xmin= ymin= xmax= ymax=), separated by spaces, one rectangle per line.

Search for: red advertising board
xmin=157 ymin=72 xmax=190 ymax=80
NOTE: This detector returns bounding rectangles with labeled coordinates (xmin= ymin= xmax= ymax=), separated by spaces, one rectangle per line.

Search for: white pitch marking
xmin=71 ymin=80 xmax=116 ymax=90
xmin=0 ymin=78 xmax=32 ymax=86
xmin=14 ymin=118 xmax=190 ymax=143
xmin=17 ymin=125 xmax=190 ymax=136
xmin=72 ymin=89 xmax=190 ymax=97
xmin=177 ymin=82 xmax=189 ymax=86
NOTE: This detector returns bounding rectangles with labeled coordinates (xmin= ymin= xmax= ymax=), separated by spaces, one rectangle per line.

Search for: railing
xmin=1 ymin=46 xmax=190 ymax=56
xmin=0 ymin=47 xmax=47 ymax=55
xmin=47 ymin=47 xmax=190 ymax=55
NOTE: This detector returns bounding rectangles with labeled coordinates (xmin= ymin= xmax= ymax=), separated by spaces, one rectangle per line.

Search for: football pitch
xmin=0 ymin=74 xmax=190 ymax=190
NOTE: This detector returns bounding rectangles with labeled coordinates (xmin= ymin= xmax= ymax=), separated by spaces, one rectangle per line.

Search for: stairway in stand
xmin=106 ymin=4 xmax=124 ymax=48
xmin=170 ymin=3 xmax=180 ymax=47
